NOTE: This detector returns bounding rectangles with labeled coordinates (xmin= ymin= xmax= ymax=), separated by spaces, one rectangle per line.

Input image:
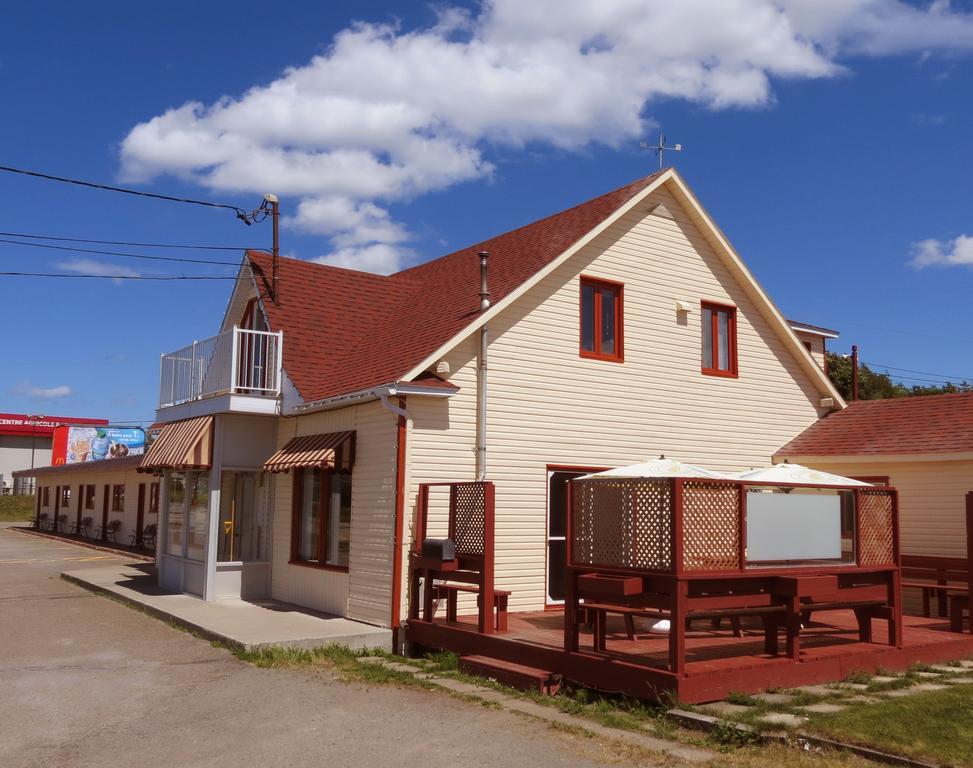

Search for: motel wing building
xmin=140 ymin=168 xmax=844 ymax=641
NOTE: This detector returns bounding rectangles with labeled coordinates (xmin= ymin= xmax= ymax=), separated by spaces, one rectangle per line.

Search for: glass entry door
xmin=218 ymin=471 xmax=267 ymax=562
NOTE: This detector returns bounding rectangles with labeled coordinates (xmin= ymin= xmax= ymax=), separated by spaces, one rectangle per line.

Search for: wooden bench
xmin=431 ymin=583 xmax=512 ymax=632
xmin=902 ymin=555 xmax=970 ymax=620
xmin=580 ymin=601 xmax=763 ymax=652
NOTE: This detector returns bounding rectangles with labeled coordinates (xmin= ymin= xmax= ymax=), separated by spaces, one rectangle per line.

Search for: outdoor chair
xmin=55 ymin=514 xmax=68 ymax=533
xmin=33 ymin=512 xmax=48 ymax=530
xmin=70 ymin=516 xmax=93 ymax=537
xmin=140 ymin=523 xmax=158 ymax=551
xmin=97 ymin=519 xmax=122 ymax=544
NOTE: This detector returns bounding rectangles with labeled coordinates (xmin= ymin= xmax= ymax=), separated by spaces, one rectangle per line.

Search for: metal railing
xmin=159 ymin=327 xmax=283 ymax=408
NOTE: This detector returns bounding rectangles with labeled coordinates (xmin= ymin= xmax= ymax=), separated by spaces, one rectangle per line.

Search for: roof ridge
xmin=391 ymin=168 xmax=667 ymax=280
xmin=847 ymin=390 xmax=973 ymax=406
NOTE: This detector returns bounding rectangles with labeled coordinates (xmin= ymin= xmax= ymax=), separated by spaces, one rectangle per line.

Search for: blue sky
xmin=2 ymin=1 xmax=973 ymax=424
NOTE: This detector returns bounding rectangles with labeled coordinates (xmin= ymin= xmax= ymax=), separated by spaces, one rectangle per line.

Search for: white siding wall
xmin=270 ymin=401 xmax=398 ymax=625
xmin=798 ymin=459 xmax=973 ymax=559
xmin=34 ymin=467 xmax=155 ymax=546
xmin=793 ymin=331 xmax=827 ymax=371
xmin=407 ymin=186 xmax=830 ymax=613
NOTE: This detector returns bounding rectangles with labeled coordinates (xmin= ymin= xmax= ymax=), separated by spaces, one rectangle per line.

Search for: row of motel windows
xmin=40 ymin=483 xmax=159 ymax=514
xmin=579 ymin=276 xmax=738 ymax=376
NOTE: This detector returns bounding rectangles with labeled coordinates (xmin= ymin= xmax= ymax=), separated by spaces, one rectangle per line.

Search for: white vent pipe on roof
xmin=476 ymin=251 xmax=489 ymax=481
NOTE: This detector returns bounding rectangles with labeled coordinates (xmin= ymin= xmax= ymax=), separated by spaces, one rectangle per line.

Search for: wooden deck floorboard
xmin=413 ymin=609 xmax=973 ymax=701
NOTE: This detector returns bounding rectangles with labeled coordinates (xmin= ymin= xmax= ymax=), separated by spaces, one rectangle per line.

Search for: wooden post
xmin=101 ymin=484 xmax=109 ymax=541
xmin=137 ymin=483 xmax=146 ymax=548
xmin=53 ymin=485 xmax=60 ymax=532
xmin=737 ymin=482 xmax=747 ymax=571
xmin=967 ymin=492 xmax=973 ymax=634
xmin=408 ymin=484 xmax=429 ymax=623
xmin=669 ymin=578 xmax=687 ymax=675
xmin=75 ymin=484 xmax=82 ymax=536
xmin=479 ymin=481 xmax=495 ymax=636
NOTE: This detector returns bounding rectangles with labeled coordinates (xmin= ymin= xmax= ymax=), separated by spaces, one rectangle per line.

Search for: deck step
xmin=459 ymin=655 xmax=561 ymax=695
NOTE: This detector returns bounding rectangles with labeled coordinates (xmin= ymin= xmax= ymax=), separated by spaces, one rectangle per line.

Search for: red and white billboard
xmin=0 ymin=413 xmax=108 ymax=438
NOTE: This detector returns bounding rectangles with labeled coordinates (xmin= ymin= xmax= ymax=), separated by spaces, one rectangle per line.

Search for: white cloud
xmin=120 ymin=0 xmax=973 ymax=272
xmin=11 ymin=381 xmax=73 ymax=399
xmin=56 ymin=258 xmax=141 ymax=284
xmin=909 ymin=235 xmax=973 ymax=269
xmin=311 ymin=243 xmax=411 ymax=275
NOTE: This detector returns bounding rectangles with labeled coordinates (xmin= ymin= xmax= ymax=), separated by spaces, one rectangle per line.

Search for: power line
xmin=862 ymin=360 xmax=973 ymax=382
xmin=0 ymin=230 xmax=251 ymax=251
xmin=0 ymin=164 xmax=253 ymax=222
xmin=0 ymin=271 xmax=240 ymax=280
xmin=0 ymin=237 xmax=247 ymax=266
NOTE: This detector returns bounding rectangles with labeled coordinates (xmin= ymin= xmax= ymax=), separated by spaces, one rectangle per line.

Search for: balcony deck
xmin=157 ymin=327 xmax=282 ymax=421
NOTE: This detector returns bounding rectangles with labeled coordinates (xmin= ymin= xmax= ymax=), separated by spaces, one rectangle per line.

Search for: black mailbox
xmin=421 ymin=538 xmax=456 ymax=561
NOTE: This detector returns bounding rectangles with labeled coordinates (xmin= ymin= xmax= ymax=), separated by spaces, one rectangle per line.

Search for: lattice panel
xmin=450 ymin=482 xmax=487 ymax=557
xmin=858 ymin=490 xmax=895 ymax=566
xmin=571 ymin=479 xmax=672 ymax=572
xmin=682 ymin=482 xmax=740 ymax=572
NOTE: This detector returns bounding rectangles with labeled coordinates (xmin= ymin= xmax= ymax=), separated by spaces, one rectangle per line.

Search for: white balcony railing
xmin=159 ymin=327 xmax=283 ymax=409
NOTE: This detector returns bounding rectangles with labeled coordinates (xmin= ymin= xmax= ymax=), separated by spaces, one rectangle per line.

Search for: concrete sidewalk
xmin=62 ymin=562 xmax=392 ymax=653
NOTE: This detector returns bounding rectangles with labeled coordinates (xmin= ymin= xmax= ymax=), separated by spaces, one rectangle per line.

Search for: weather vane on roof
xmin=640 ymin=129 xmax=683 ymax=169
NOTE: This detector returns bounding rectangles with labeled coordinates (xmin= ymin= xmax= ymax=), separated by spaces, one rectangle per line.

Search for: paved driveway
xmin=0 ymin=525 xmax=621 ymax=768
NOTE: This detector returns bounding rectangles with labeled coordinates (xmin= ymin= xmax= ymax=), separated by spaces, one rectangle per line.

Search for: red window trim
xmin=701 ymin=300 xmax=738 ymax=378
xmin=290 ymin=466 xmax=350 ymax=573
xmin=579 ymin=276 xmax=624 ymax=363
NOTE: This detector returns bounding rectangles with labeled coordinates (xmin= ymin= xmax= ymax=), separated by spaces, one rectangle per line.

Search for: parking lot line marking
xmin=0 ymin=555 xmax=117 ymax=564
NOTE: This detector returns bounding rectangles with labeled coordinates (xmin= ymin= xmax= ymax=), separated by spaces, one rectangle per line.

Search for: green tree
xmin=826 ymin=352 xmax=973 ymax=400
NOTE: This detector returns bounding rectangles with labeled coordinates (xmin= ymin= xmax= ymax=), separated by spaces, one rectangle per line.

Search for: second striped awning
xmin=263 ymin=430 xmax=356 ymax=473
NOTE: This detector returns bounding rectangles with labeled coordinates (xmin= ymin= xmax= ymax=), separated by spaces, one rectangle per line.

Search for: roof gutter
xmin=289 ymin=382 xmax=455 ymax=416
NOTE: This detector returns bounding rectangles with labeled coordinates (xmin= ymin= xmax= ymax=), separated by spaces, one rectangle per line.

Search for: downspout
xmin=476 ymin=251 xmax=490 ymax=482
xmin=380 ymin=393 xmax=410 ymax=653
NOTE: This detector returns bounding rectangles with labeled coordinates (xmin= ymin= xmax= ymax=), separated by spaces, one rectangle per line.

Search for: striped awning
xmin=138 ymin=416 xmax=213 ymax=473
xmin=263 ymin=430 xmax=355 ymax=473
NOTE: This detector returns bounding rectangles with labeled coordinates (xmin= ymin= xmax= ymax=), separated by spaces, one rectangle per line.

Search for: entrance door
xmin=218 ymin=471 xmax=264 ymax=562
xmin=546 ymin=469 xmax=593 ymax=605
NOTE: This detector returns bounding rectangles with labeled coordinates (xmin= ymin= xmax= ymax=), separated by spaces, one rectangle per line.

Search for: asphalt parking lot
xmin=0 ymin=524 xmax=621 ymax=768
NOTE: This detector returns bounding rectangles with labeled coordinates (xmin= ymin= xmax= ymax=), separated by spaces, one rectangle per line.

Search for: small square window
xmin=701 ymin=301 xmax=738 ymax=377
xmin=579 ymin=277 xmax=624 ymax=362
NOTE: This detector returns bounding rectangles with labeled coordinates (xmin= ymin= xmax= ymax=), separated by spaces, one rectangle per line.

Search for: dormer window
xmin=701 ymin=301 xmax=737 ymax=377
xmin=579 ymin=276 xmax=624 ymax=362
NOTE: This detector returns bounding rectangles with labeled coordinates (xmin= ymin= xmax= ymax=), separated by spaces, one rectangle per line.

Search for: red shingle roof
xmin=249 ymin=170 xmax=666 ymax=403
xmin=776 ymin=391 xmax=973 ymax=457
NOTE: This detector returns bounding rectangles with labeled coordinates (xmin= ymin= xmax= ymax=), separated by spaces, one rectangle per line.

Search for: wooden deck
xmin=407 ymin=608 xmax=973 ymax=703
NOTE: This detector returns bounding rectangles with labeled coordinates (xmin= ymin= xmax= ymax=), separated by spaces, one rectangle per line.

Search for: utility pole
xmin=263 ymin=193 xmax=280 ymax=306
xmin=851 ymin=345 xmax=859 ymax=401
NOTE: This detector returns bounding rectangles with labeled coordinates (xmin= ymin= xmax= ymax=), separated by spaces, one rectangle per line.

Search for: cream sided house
xmin=776 ymin=391 xmax=973 ymax=560
xmin=143 ymin=167 xmax=845 ymax=645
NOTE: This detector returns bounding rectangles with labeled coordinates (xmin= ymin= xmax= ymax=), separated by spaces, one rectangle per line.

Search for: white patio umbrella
xmin=731 ymin=462 xmax=872 ymax=487
xmin=577 ymin=455 xmax=729 ymax=480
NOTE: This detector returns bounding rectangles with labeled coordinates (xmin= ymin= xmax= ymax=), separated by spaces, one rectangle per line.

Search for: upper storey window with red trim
xmin=580 ymin=277 xmax=624 ymax=362
xmin=701 ymin=301 xmax=738 ymax=377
